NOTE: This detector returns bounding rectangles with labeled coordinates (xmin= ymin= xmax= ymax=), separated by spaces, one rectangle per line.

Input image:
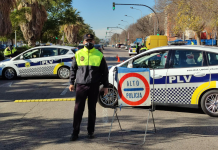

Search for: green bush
xmin=64 ymin=44 xmax=78 ymax=47
xmin=16 ymin=45 xmax=33 ymax=54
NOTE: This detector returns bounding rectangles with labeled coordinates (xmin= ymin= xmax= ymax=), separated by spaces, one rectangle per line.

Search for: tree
xmin=17 ymin=1 xmax=48 ymax=46
xmin=0 ymin=0 xmax=16 ymax=36
xmin=173 ymin=0 xmax=211 ymax=45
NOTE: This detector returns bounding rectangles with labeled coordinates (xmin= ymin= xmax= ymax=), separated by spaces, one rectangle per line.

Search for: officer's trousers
xmin=73 ymin=83 xmax=100 ymax=135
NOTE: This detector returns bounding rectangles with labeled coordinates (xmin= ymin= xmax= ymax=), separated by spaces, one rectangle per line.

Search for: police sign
xmin=117 ymin=68 xmax=151 ymax=106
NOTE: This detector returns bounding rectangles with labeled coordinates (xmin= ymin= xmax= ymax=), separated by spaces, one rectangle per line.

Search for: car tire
xmin=58 ymin=67 xmax=70 ymax=79
xmin=3 ymin=67 xmax=17 ymax=80
xmin=98 ymin=84 xmax=118 ymax=108
xmin=201 ymin=90 xmax=218 ymax=117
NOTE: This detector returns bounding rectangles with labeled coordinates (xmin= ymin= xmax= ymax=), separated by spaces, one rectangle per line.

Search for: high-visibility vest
xmin=75 ymin=47 xmax=103 ymax=67
xmin=191 ymin=41 xmax=194 ymax=45
xmin=4 ymin=47 xmax=17 ymax=56
xmin=140 ymin=47 xmax=148 ymax=51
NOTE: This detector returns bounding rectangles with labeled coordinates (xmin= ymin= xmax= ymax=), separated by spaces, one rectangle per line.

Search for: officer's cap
xmin=84 ymin=34 xmax=94 ymax=40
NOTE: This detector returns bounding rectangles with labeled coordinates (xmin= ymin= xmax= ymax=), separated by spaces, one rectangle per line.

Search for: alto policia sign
xmin=117 ymin=68 xmax=151 ymax=106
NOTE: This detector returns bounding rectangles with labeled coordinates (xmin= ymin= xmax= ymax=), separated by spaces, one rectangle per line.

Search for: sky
xmin=72 ymin=0 xmax=155 ymax=39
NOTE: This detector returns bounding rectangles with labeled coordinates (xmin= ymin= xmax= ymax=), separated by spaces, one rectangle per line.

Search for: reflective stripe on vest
xmin=140 ymin=47 xmax=148 ymax=50
xmin=75 ymin=47 xmax=103 ymax=66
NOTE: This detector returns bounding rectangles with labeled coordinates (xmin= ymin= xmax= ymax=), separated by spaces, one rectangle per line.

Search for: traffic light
xmin=55 ymin=37 xmax=58 ymax=39
xmin=107 ymin=27 xmax=109 ymax=30
xmin=106 ymin=32 xmax=107 ymax=35
xmin=113 ymin=2 xmax=115 ymax=10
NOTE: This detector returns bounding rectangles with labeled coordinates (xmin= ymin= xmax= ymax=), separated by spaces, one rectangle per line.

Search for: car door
xmin=130 ymin=50 xmax=170 ymax=103
xmin=13 ymin=48 xmax=42 ymax=77
xmin=166 ymin=49 xmax=210 ymax=105
xmin=40 ymin=47 xmax=62 ymax=75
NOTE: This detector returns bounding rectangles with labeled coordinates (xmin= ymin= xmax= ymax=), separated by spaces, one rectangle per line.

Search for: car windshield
xmin=131 ymin=46 xmax=136 ymax=48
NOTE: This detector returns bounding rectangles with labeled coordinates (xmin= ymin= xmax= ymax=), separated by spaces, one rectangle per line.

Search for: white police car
xmin=129 ymin=44 xmax=137 ymax=56
xmin=0 ymin=46 xmax=76 ymax=79
xmin=99 ymin=45 xmax=218 ymax=117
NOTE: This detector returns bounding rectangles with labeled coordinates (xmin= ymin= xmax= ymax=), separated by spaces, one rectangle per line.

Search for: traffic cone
xmin=117 ymin=56 xmax=120 ymax=62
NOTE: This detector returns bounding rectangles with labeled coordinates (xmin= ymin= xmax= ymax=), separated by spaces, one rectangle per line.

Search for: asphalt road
xmin=0 ymin=47 xmax=218 ymax=150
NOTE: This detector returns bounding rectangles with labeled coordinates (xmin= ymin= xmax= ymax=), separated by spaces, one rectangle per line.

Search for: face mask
xmin=85 ymin=42 xmax=94 ymax=50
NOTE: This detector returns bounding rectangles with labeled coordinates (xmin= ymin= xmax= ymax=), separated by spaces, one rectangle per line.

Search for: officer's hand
xmin=69 ymin=85 xmax=74 ymax=92
xmin=103 ymin=88 xmax=108 ymax=95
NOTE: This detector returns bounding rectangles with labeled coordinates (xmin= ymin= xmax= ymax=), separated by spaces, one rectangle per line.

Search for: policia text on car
xmin=69 ymin=34 xmax=109 ymax=141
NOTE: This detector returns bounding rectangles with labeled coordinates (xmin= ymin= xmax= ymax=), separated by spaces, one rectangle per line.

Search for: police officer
xmin=136 ymin=43 xmax=139 ymax=54
xmin=140 ymin=45 xmax=148 ymax=53
xmin=69 ymin=34 xmax=109 ymax=141
xmin=4 ymin=45 xmax=17 ymax=59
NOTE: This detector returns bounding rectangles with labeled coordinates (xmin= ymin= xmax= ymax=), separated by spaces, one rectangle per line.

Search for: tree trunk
xmin=28 ymin=39 xmax=36 ymax=47
xmin=196 ymin=31 xmax=201 ymax=45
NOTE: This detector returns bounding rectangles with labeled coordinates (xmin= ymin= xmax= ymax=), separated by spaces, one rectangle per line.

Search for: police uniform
xmin=69 ymin=34 xmax=109 ymax=139
xmin=140 ymin=47 xmax=148 ymax=53
xmin=4 ymin=46 xmax=17 ymax=58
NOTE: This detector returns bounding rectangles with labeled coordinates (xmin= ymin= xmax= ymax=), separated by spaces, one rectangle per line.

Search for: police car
xmin=99 ymin=45 xmax=218 ymax=117
xmin=128 ymin=44 xmax=137 ymax=56
xmin=0 ymin=46 xmax=76 ymax=79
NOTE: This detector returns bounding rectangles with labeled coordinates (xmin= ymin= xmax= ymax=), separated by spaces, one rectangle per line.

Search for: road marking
xmin=62 ymin=82 xmax=70 ymax=85
xmin=60 ymin=85 xmax=69 ymax=95
xmin=0 ymin=82 xmax=13 ymax=87
xmin=14 ymin=98 xmax=76 ymax=103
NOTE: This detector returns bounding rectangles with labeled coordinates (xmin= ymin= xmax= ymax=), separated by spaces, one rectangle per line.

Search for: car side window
xmin=59 ymin=49 xmax=69 ymax=55
xmin=23 ymin=49 xmax=41 ymax=59
xmin=171 ymin=50 xmax=203 ymax=68
xmin=207 ymin=52 xmax=218 ymax=65
xmin=41 ymin=48 xmax=58 ymax=57
xmin=132 ymin=51 xmax=168 ymax=69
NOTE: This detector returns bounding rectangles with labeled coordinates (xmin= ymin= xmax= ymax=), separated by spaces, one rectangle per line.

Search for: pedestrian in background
xmin=3 ymin=45 xmax=17 ymax=59
xmin=136 ymin=42 xmax=139 ymax=54
xmin=140 ymin=45 xmax=148 ymax=53
xmin=69 ymin=34 xmax=109 ymax=141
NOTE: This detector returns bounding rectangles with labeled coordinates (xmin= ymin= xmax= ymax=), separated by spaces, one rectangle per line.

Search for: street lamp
xmin=125 ymin=15 xmax=134 ymax=23
xmin=130 ymin=7 xmax=142 ymax=18
xmin=121 ymin=20 xmax=129 ymax=26
xmin=118 ymin=24 xmax=125 ymax=27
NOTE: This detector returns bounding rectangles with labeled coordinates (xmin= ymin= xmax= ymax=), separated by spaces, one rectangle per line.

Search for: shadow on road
xmin=0 ymin=111 xmax=217 ymax=150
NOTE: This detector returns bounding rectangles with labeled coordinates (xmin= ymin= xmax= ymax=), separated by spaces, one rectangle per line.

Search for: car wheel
xmin=3 ymin=67 xmax=17 ymax=80
xmin=201 ymin=90 xmax=218 ymax=117
xmin=98 ymin=84 xmax=118 ymax=108
xmin=58 ymin=67 xmax=70 ymax=79
xmin=129 ymin=54 xmax=131 ymax=56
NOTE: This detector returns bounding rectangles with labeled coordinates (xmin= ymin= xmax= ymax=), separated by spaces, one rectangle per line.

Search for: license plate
xmin=133 ymin=50 xmax=135 ymax=52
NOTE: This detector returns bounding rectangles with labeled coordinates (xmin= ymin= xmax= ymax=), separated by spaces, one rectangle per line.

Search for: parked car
xmin=120 ymin=45 xmax=126 ymax=49
xmin=116 ymin=44 xmax=124 ymax=48
xmin=94 ymin=44 xmax=103 ymax=53
xmin=77 ymin=45 xmax=84 ymax=50
xmin=128 ymin=45 xmax=137 ymax=56
xmin=98 ymin=45 xmax=218 ymax=117
xmin=0 ymin=46 xmax=75 ymax=80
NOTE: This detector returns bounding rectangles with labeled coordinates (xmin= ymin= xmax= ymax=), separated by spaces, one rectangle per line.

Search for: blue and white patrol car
xmin=99 ymin=45 xmax=218 ymax=117
xmin=0 ymin=46 xmax=76 ymax=79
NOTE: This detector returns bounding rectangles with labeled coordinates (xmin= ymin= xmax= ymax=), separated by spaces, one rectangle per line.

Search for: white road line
xmin=102 ymin=108 xmax=109 ymax=125
xmin=62 ymin=82 xmax=70 ymax=85
xmin=60 ymin=85 xmax=69 ymax=95
xmin=0 ymin=82 xmax=13 ymax=87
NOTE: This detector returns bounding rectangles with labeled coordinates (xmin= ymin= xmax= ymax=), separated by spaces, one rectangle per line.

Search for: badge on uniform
xmin=80 ymin=56 xmax=84 ymax=61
